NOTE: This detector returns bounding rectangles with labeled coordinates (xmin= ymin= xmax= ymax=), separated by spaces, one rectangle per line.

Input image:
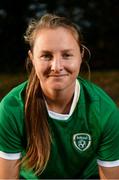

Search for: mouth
xmin=48 ymin=74 xmax=68 ymax=77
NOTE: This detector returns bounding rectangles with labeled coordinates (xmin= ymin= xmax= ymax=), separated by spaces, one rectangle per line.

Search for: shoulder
xmin=0 ymin=81 xmax=27 ymax=153
xmin=0 ymin=80 xmax=27 ymax=124
xmin=77 ymin=76 xmax=116 ymax=108
xmin=0 ymin=81 xmax=27 ymax=109
xmin=0 ymin=81 xmax=27 ymax=128
xmin=77 ymin=76 xmax=119 ymax=129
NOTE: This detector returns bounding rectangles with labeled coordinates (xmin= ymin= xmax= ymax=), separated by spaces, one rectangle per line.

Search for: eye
xmin=62 ymin=53 xmax=73 ymax=59
xmin=40 ymin=53 xmax=53 ymax=61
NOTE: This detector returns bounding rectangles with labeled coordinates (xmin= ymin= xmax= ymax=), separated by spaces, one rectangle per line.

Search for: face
xmin=29 ymin=27 xmax=82 ymax=96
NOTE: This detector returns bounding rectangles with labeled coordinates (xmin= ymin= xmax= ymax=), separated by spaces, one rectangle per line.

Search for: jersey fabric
xmin=0 ymin=77 xmax=119 ymax=179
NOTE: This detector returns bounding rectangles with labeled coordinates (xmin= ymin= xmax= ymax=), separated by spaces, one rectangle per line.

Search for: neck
xmin=46 ymin=93 xmax=74 ymax=114
xmin=44 ymin=84 xmax=75 ymax=114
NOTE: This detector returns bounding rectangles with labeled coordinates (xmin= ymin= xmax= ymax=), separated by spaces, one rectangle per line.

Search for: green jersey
xmin=0 ymin=77 xmax=119 ymax=179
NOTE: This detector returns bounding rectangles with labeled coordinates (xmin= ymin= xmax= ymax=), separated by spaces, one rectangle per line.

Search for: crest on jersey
xmin=73 ymin=133 xmax=91 ymax=151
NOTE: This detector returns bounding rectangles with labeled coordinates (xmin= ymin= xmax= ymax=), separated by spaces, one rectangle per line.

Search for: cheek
xmin=33 ymin=62 xmax=49 ymax=80
xmin=69 ymin=60 xmax=82 ymax=73
xmin=32 ymin=63 xmax=42 ymax=78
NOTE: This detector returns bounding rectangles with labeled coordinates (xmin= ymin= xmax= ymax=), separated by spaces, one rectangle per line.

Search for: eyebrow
xmin=40 ymin=49 xmax=74 ymax=53
xmin=61 ymin=49 xmax=74 ymax=52
xmin=40 ymin=50 xmax=51 ymax=54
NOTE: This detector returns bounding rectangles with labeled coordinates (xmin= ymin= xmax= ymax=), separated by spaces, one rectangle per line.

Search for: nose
xmin=51 ymin=58 xmax=63 ymax=72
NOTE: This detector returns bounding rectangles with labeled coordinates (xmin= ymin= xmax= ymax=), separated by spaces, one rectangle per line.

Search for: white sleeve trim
xmin=97 ymin=159 xmax=119 ymax=167
xmin=0 ymin=151 xmax=21 ymax=160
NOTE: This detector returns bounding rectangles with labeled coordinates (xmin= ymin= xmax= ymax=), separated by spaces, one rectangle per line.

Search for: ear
xmin=28 ymin=50 xmax=33 ymax=61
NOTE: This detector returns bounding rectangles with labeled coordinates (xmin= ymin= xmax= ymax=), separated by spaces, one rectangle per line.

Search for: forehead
xmin=33 ymin=27 xmax=79 ymax=50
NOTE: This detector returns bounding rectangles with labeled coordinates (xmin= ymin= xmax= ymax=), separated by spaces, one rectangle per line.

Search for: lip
xmin=48 ymin=74 xmax=68 ymax=77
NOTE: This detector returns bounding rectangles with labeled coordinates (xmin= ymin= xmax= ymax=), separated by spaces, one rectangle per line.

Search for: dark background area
xmin=0 ymin=0 xmax=119 ymax=73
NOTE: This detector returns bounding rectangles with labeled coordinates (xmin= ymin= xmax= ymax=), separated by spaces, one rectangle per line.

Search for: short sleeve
xmin=0 ymin=96 xmax=25 ymax=154
xmin=97 ymin=107 xmax=119 ymax=162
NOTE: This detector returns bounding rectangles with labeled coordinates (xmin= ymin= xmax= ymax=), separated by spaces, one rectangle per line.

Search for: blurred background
xmin=0 ymin=0 xmax=119 ymax=105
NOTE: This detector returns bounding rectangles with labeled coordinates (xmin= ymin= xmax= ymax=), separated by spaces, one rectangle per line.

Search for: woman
xmin=0 ymin=13 xmax=119 ymax=179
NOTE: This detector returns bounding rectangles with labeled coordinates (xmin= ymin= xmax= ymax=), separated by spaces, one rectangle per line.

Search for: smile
xmin=48 ymin=74 xmax=68 ymax=77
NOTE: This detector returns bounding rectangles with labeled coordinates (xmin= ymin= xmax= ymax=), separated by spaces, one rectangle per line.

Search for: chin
xmin=51 ymin=86 xmax=65 ymax=90
xmin=50 ymin=84 xmax=66 ymax=91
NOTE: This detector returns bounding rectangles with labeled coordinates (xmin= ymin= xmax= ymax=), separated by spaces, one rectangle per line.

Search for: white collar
xmin=48 ymin=79 xmax=80 ymax=121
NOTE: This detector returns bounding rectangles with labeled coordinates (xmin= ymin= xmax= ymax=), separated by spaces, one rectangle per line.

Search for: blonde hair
xmin=24 ymin=14 xmax=83 ymax=49
xmin=23 ymin=13 xmax=88 ymax=175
